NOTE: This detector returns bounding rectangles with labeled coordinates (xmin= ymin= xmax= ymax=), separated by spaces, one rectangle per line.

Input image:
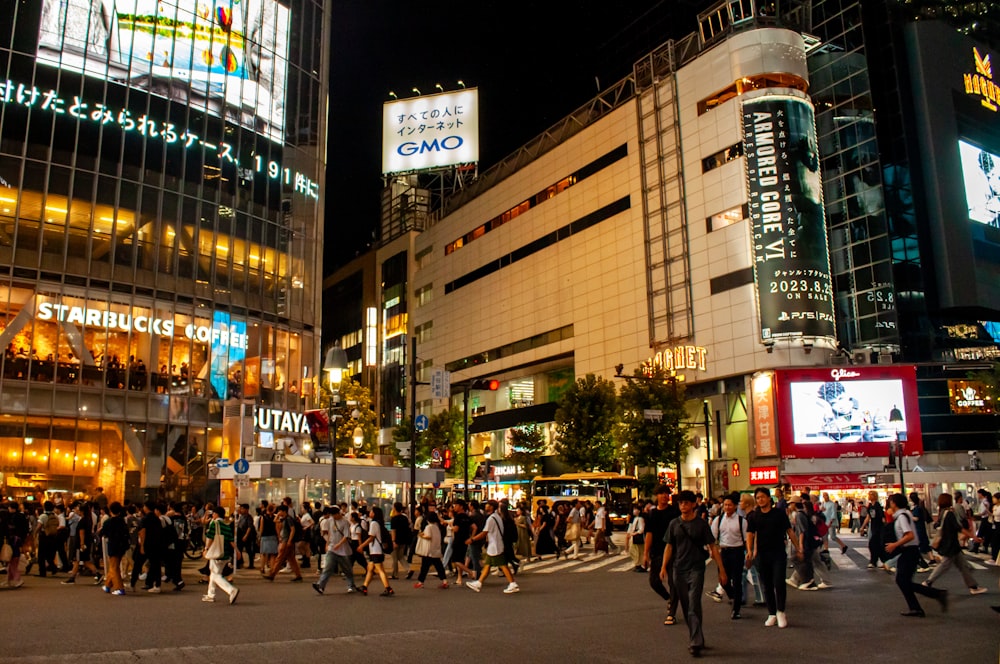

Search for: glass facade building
xmin=0 ymin=1 xmax=329 ymax=503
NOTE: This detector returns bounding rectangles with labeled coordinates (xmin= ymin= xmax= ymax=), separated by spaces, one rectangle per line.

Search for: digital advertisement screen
xmin=774 ymin=366 xmax=922 ymax=459
xmin=36 ymin=0 xmax=290 ymax=143
xmin=958 ymin=139 xmax=1000 ymax=227
xmin=742 ymin=95 xmax=836 ymax=342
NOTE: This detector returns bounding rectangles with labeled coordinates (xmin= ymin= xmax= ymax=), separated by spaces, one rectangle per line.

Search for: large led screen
xmin=774 ymin=366 xmax=922 ymax=459
xmin=382 ymin=89 xmax=479 ymax=174
xmin=742 ymin=95 xmax=836 ymax=342
xmin=958 ymin=139 xmax=1000 ymax=227
xmin=37 ymin=0 xmax=290 ymax=143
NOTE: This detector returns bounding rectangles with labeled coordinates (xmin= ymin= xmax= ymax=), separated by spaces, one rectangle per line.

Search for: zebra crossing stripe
xmin=610 ymin=560 xmax=639 ymax=573
xmin=572 ymin=554 xmax=630 ymax=573
xmin=532 ymin=555 xmax=599 ymax=574
xmin=831 ymin=550 xmax=859 ymax=570
xmin=967 ymin=560 xmax=986 ymax=570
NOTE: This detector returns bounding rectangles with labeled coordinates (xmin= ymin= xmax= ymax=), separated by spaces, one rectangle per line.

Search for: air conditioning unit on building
xmin=852 ymin=349 xmax=871 ymax=365
xmin=878 ymin=352 xmax=894 ymax=364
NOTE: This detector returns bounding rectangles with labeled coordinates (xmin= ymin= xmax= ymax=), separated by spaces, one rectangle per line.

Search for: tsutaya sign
xmin=36 ymin=302 xmax=249 ymax=350
xmin=255 ymin=407 xmax=311 ymax=435
xmin=642 ymin=345 xmax=708 ymax=375
xmin=964 ymin=47 xmax=998 ymax=112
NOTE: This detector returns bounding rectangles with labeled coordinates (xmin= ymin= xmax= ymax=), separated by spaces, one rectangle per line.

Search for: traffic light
xmin=443 ymin=449 xmax=452 ymax=469
xmin=470 ymin=378 xmax=499 ymax=390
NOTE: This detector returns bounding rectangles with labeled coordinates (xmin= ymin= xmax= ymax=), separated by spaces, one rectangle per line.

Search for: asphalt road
xmin=1 ymin=533 xmax=998 ymax=664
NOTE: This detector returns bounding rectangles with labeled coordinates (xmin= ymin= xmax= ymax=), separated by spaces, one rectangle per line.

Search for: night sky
xmin=324 ymin=0 xmax=705 ymax=273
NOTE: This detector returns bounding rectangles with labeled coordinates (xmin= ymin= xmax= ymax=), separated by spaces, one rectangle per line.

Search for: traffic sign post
xmin=415 ymin=414 xmax=429 ymax=432
xmin=233 ymin=458 xmax=250 ymax=474
xmin=216 ymin=458 xmax=230 ymax=469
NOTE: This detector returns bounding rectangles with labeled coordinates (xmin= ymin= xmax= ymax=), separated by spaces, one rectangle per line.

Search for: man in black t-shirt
xmin=449 ymin=500 xmax=475 ymax=585
xmin=660 ymin=490 xmax=726 ymax=658
xmin=746 ymin=488 xmax=799 ymax=628
xmin=643 ymin=484 xmax=680 ymax=623
xmin=132 ymin=500 xmax=163 ymax=592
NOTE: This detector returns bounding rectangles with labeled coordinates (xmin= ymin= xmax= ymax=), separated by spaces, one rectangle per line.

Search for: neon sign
xmin=964 ymin=47 xmax=998 ymax=112
xmin=0 ymin=79 xmax=319 ymax=201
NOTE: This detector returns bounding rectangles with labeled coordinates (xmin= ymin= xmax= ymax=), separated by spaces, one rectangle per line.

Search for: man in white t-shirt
xmin=594 ymin=501 xmax=618 ymax=554
xmin=567 ymin=500 xmax=583 ymax=559
xmin=466 ymin=500 xmax=519 ymax=594
xmin=314 ymin=507 xmax=358 ymax=594
xmin=297 ymin=503 xmax=316 ymax=568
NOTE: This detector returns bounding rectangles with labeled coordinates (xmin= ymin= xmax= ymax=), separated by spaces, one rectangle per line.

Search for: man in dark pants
xmin=711 ymin=494 xmax=748 ymax=619
xmin=885 ymin=493 xmax=948 ymax=617
xmin=860 ymin=491 xmax=885 ymax=569
xmin=643 ymin=484 xmax=680 ymax=624
xmin=746 ymin=487 xmax=799 ymax=629
xmin=131 ymin=501 xmax=163 ymax=592
xmin=660 ymin=490 xmax=727 ymax=658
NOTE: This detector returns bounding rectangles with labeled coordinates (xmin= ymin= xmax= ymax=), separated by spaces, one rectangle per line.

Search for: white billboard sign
xmin=382 ymin=89 xmax=479 ymax=174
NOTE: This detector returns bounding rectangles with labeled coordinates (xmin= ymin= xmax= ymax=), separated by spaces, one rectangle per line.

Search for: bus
xmin=529 ymin=472 xmax=639 ymax=528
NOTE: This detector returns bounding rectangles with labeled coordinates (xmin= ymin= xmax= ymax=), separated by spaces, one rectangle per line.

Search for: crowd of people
xmin=631 ymin=484 xmax=1000 ymax=658
xmin=2 ymin=483 xmax=999 ymax=644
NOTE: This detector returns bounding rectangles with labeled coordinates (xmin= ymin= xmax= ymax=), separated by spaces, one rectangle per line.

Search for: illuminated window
xmin=697 ymin=73 xmax=809 ymax=116
xmin=707 ymin=204 xmax=749 ymax=232
xmin=416 ymin=321 xmax=433 ymax=344
xmin=416 ymin=284 xmax=433 ymax=307
xmin=702 ymin=143 xmax=744 ymax=173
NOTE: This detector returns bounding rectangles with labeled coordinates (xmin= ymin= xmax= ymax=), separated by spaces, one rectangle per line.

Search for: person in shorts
xmin=465 ymin=500 xmax=519 ymax=594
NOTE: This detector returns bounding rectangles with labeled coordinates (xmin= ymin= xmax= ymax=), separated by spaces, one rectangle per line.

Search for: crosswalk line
xmin=831 ymin=550 xmax=859 ymax=570
xmin=967 ymin=560 xmax=986 ymax=570
xmin=572 ymin=554 xmax=630 ymax=573
xmin=532 ymin=555 xmax=599 ymax=574
xmin=610 ymin=560 xmax=640 ymax=573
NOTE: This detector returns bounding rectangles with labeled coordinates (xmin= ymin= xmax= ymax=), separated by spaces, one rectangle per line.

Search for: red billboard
xmin=774 ymin=365 xmax=922 ymax=459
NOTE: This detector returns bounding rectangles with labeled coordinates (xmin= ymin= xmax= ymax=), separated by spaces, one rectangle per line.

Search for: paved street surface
xmin=2 ymin=533 xmax=999 ymax=663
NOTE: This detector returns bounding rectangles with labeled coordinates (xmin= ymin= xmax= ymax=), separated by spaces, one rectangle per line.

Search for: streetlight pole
xmin=463 ymin=384 xmax=470 ymax=501
xmin=324 ymin=343 xmax=348 ymax=507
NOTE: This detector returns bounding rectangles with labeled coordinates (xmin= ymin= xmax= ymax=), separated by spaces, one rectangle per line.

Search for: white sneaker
xmin=776 ymin=611 xmax=788 ymax=628
xmin=139 ymin=573 xmax=147 ymax=581
xmin=201 ymin=595 xmax=215 ymax=602
xmin=970 ymin=586 xmax=987 ymax=595
xmin=147 ymin=586 xmax=161 ymax=594
xmin=764 ymin=615 xmax=777 ymax=627
xmin=797 ymin=580 xmax=815 ymax=590
xmin=817 ymin=582 xmax=833 ymax=589
xmin=503 ymin=582 xmax=520 ymax=594
xmin=785 ymin=578 xmax=798 ymax=588
xmin=466 ymin=580 xmax=482 ymax=593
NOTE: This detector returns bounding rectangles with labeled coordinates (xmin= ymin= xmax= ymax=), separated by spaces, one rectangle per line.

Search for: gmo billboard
xmin=742 ymin=94 xmax=836 ymax=343
xmin=382 ymin=88 xmax=479 ymax=174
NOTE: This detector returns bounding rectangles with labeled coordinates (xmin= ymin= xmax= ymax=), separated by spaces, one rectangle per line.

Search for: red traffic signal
xmin=443 ymin=449 xmax=452 ymax=469
xmin=471 ymin=378 xmax=499 ymax=391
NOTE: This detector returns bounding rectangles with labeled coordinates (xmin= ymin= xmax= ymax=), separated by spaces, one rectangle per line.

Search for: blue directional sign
xmin=233 ymin=458 xmax=250 ymax=475
xmin=415 ymin=414 xmax=429 ymax=432
xmin=216 ymin=458 xmax=230 ymax=469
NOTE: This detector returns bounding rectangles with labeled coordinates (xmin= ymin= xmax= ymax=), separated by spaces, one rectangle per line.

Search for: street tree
xmin=617 ymin=367 xmax=690 ymax=487
xmin=507 ymin=424 xmax=548 ymax=476
xmin=320 ymin=379 xmax=377 ymax=458
xmin=554 ymin=373 xmax=618 ymax=471
xmin=967 ymin=362 xmax=1000 ymax=404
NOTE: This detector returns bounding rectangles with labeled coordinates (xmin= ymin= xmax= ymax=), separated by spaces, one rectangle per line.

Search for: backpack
xmin=393 ymin=517 xmax=412 ymax=547
xmin=379 ymin=523 xmax=393 ymax=554
xmin=801 ymin=512 xmax=821 ymax=551
xmin=161 ymin=515 xmax=178 ymax=549
xmin=500 ymin=513 xmax=518 ymax=549
xmin=43 ymin=513 xmax=60 ymax=537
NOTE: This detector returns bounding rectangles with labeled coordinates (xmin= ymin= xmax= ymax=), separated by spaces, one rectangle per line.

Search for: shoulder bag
xmin=204 ymin=519 xmax=225 ymax=560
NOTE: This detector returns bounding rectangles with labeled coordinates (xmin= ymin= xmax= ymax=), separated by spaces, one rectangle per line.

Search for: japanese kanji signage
xmin=749 ymin=466 xmax=778 ymax=485
xmin=742 ymin=94 xmax=836 ymax=343
xmin=750 ymin=371 xmax=777 ymax=458
xmin=382 ymin=89 xmax=479 ymax=174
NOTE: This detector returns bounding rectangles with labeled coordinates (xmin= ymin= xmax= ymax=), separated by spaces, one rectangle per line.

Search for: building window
xmin=415 ymin=246 xmax=433 ymax=270
xmin=702 ymin=142 xmax=743 ymax=173
xmin=416 ymin=284 xmax=433 ymax=307
xmin=416 ymin=321 xmax=433 ymax=344
xmin=696 ymin=73 xmax=809 ymax=115
xmin=707 ymin=204 xmax=749 ymax=232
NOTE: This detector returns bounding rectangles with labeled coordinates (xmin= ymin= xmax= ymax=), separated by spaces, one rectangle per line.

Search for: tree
xmin=507 ymin=424 xmax=547 ymax=476
xmin=320 ymin=379 xmax=378 ymax=458
xmin=617 ymin=367 xmax=690 ymax=487
xmin=554 ymin=373 xmax=618 ymax=471
xmin=967 ymin=362 xmax=1000 ymax=405
xmin=424 ymin=408 xmax=468 ymax=478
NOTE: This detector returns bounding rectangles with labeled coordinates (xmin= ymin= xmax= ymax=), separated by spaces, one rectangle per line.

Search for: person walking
xmin=131 ymin=501 xmax=163 ymax=593
xmin=412 ymin=511 xmax=448 ymax=589
xmin=860 ymin=491 xmax=887 ymax=571
xmin=660 ymin=490 xmax=727 ymax=658
xmin=99 ymin=502 xmax=130 ymax=596
xmin=201 ymin=506 xmax=239 ymax=605
xmin=358 ymin=506 xmax=394 ymax=597
xmin=625 ymin=506 xmax=646 ymax=572
xmin=746 ymin=487 xmax=799 ymax=629
xmin=644 ymin=484 xmax=681 ymax=625
xmin=313 ymin=506 xmax=358 ymax=595
xmin=821 ymin=493 xmax=846 ymax=554
xmin=388 ymin=502 xmax=411 ymax=580
xmin=923 ymin=492 xmax=988 ymax=596
xmin=533 ymin=504 xmax=557 ymax=559
xmin=2 ymin=500 xmax=28 ymax=588
xmin=711 ymin=494 xmax=748 ymax=619
xmin=565 ymin=499 xmax=583 ymax=559
xmin=884 ymin=493 xmax=946 ymax=617
xmin=465 ymin=500 xmax=519 ymax=594
xmin=263 ymin=504 xmax=303 ymax=582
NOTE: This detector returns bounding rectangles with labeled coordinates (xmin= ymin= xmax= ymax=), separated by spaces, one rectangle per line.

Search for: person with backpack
xmin=465 ymin=499 xmax=519 ymax=594
xmin=499 ymin=500 xmax=520 ymax=574
xmin=36 ymin=500 xmax=62 ymax=577
xmin=884 ymin=493 xmax=948 ymax=617
xmin=388 ymin=502 xmax=411 ymax=580
xmin=710 ymin=494 xmax=748 ymax=619
xmin=357 ymin=506 xmax=394 ymax=596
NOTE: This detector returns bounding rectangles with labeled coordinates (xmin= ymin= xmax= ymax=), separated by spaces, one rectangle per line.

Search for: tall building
xmin=0 ymin=1 xmax=330 ymax=504
xmin=327 ymin=0 xmax=1000 ymax=497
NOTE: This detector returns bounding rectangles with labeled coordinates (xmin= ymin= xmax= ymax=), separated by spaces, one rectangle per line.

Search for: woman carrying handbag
xmin=202 ymin=506 xmax=240 ymax=605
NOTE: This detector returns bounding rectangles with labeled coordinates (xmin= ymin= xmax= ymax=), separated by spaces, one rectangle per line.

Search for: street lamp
xmin=323 ymin=343 xmax=348 ymax=506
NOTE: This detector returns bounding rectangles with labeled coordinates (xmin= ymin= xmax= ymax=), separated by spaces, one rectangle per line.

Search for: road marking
xmin=831 ymin=550 xmax=859 ymax=570
xmin=572 ymin=554 xmax=629 ymax=573
xmin=610 ymin=560 xmax=640 ymax=572
xmin=967 ymin=560 xmax=986 ymax=570
xmin=532 ymin=555 xmax=598 ymax=574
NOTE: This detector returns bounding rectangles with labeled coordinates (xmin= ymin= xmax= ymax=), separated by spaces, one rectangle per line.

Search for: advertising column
xmin=742 ymin=94 xmax=836 ymax=344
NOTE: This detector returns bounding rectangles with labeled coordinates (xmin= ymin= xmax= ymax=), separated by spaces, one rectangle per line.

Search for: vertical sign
xmin=751 ymin=372 xmax=777 ymax=457
xmin=742 ymin=95 xmax=836 ymax=342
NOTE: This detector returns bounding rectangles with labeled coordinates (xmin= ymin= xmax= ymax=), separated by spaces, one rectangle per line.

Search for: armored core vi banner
xmin=742 ymin=95 xmax=836 ymax=343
